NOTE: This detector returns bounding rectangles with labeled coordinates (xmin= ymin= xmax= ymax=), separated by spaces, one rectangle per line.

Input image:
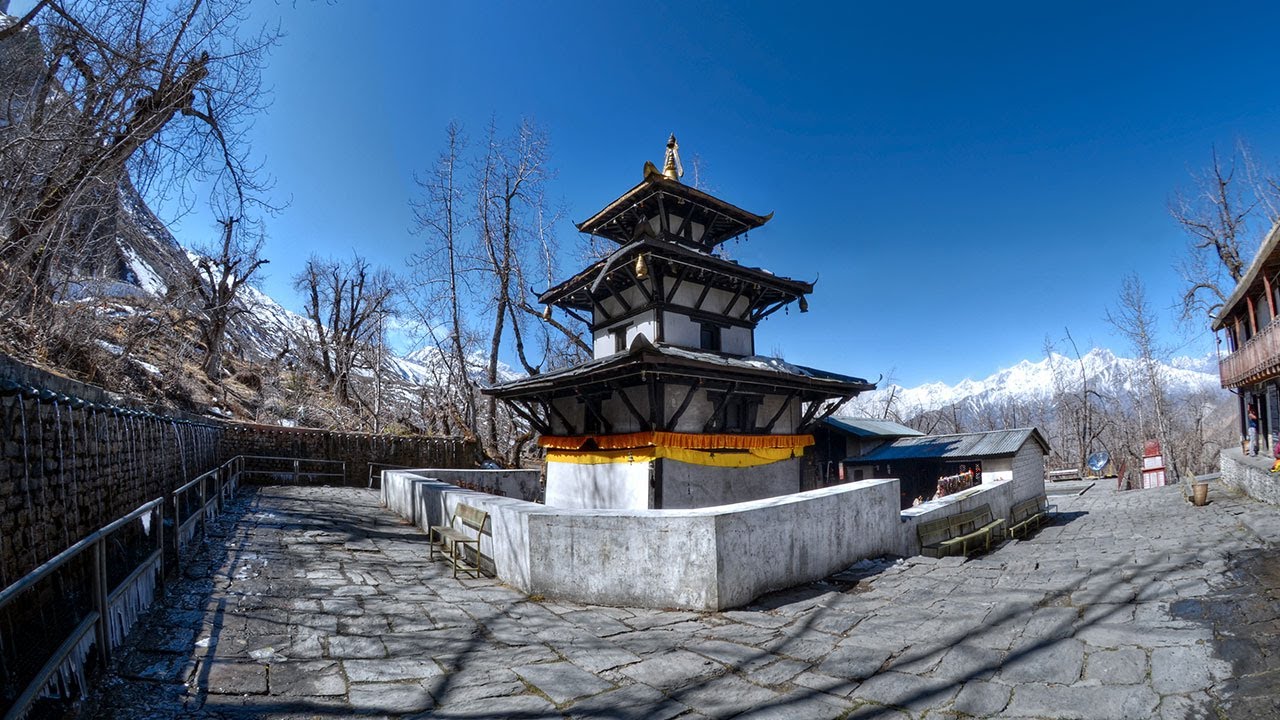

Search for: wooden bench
xmin=1007 ymin=495 xmax=1048 ymax=539
xmin=429 ymin=503 xmax=490 ymax=578
xmin=917 ymin=505 xmax=1006 ymax=558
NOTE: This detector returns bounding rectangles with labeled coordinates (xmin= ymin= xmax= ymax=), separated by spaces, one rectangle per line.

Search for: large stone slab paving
xmin=512 ymin=661 xmax=614 ymax=704
xmin=85 ymin=480 xmax=1280 ymax=718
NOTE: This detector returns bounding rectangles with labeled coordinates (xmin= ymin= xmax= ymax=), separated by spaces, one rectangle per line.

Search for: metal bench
xmin=917 ymin=504 xmax=1006 ymax=558
xmin=429 ymin=503 xmax=490 ymax=579
xmin=1007 ymin=495 xmax=1048 ymax=539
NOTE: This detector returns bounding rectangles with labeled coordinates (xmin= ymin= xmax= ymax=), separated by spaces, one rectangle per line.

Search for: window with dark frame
xmin=611 ymin=325 xmax=628 ymax=353
xmin=699 ymin=322 xmax=722 ymax=352
xmin=707 ymin=392 xmax=762 ymax=433
xmin=580 ymin=393 xmax=607 ymax=434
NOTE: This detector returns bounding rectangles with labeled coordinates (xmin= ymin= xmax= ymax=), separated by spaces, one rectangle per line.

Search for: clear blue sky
xmin=161 ymin=1 xmax=1280 ymax=387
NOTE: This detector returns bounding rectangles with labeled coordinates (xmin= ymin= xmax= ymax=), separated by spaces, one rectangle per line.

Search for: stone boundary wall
xmin=1220 ymin=448 xmax=1280 ymax=505
xmin=378 ymin=468 xmax=541 ymax=504
xmin=221 ymin=424 xmax=476 ymax=487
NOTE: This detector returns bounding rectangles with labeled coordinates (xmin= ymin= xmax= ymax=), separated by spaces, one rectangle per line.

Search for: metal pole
xmin=93 ymin=540 xmax=109 ymax=666
xmin=173 ymin=495 xmax=182 ymax=567
xmin=198 ymin=474 xmax=207 ymax=541
xmin=156 ymin=504 xmax=165 ymax=580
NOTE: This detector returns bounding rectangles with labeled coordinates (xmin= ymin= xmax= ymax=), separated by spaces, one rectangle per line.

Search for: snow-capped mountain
xmin=844 ymin=348 xmax=1225 ymax=418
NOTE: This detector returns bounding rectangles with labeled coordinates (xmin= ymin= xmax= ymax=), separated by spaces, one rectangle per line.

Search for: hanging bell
xmin=634 ymin=254 xmax=650 ymax=280
xmin=799 ymin=296 xmax=809 ymax=313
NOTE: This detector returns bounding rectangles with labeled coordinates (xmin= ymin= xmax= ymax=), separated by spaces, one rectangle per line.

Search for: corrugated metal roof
xmin=848 ymin=427 xmax=1049 ymax=463
xmin=822 ymin=417 xmax=924 ymax=438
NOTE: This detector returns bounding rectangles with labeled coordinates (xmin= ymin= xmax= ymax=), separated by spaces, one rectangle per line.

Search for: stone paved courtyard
xmin=84 ymin=477 xmax=1280 ymax=719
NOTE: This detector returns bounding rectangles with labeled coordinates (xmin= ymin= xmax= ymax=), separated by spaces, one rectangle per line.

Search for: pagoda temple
xmin=487 ymin=136 xmax=874 ymax=510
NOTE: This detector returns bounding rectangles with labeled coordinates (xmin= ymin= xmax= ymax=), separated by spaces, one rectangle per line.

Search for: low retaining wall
xmin=899 ymin=478 xmax=1021 ymax=557
xmin=389 ymin=468 xmax=542 ymax=503
xmin=386 ymin=471 xmax=902 ymax=610
xmin=384 ymin=469 xmax=1043 ymax=611
xmin=1220 ymin=448 xmax=1280 ymax=505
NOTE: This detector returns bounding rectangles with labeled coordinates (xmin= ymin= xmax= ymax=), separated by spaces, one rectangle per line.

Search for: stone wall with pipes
xmin=0 ymin=356 xmax=221 ymax=586
xmin=0 ymin=355 xmax=475 ymax=584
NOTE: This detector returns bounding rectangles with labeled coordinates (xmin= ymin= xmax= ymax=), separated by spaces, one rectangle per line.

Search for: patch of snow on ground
xmin=119 ymin=243 xmax=167 ymax=295
xmin=134 ymin=359 xmax=161 ymax=375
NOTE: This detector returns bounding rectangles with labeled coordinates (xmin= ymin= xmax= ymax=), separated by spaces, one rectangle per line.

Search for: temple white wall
xmin=663 ymin=311 xmax=752 ymax=355
xmin=545 ymin=459 xmax=650 ymax=510
xmin=546 ymin=388 xmax=800 ymax=436
xmin=593 ymin=311 xmax=658 ymax=358
xmin=667 ymin=282 xmax=752 ymax=319
xmin=659 ymin=457 xmax=800 ymax=509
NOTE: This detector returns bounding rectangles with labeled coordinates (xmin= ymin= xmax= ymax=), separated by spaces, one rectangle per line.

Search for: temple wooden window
xmin=580 ymin=393 xmax=608 ymax=434
xmin=611 ymin=325 xmax=629 ymax=353
xmin=708 ymin=392 xmax=762 ymax=433
xmin=699 ymin=322 xmax=722 ymax=352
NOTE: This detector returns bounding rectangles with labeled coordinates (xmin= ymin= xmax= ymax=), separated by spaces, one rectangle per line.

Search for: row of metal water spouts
xmin=0 ymin=379 xmax=219 ymax=427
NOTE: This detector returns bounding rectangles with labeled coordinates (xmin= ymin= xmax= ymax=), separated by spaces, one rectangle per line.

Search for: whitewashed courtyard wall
xmin=384 ymin=469 xmax=1045 ymax=611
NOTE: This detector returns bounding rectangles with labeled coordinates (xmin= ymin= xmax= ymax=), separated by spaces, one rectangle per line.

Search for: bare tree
xmin=0 ymin=0 xmax=275 ymax=315
xmin=293 ymin=254 xmax=396 ymax=406
xmin=410 ymin=118 xmax=587 ymax=466
xmin=1107 ymin=273 xmax=1180 ymax=484
xmin=191 ymin=215 xmax=267 ymax=381
xmin=410 ymin=121 xmax=479 ymax=439
xmin=1171 ymin=145 xmax=1262 ymax=322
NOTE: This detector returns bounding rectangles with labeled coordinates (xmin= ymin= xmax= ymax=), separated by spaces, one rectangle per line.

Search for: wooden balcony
xmin=1220 ymin=319 xmax=1280 ymax=388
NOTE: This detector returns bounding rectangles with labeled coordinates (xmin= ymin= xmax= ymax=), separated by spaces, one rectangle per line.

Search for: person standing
xmin=1248 ymin=404 xmax=1260 ymax=456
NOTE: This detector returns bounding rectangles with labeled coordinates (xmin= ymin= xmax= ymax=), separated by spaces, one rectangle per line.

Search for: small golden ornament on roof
xmin=663 ymin=133 xmax=684 ymax=181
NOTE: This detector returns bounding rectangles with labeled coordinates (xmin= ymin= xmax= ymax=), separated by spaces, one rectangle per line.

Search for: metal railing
xmin=0 ymin=499 xmax=163 ymax=720
xmin=0 ymin=452 xmax=373 ymax=718
xmin=366 ymin=462 xmax=414 ymax=489
xmin=233 ymin=455 xmax=347 ymax=486
xmin=172 ymin=456 xmax=244 ymax=567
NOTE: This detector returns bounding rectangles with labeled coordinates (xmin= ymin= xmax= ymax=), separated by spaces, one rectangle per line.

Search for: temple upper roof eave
xmin=575 ymin=174 xmax=772 ymax=245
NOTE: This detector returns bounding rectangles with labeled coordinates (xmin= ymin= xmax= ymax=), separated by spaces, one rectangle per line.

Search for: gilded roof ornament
xmin=662 ymin=133 xmax=684 ymax=181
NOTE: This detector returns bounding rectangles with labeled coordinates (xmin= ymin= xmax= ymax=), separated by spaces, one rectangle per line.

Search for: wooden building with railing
xmin=1212 ymin=222 xmax=1280 ymax=449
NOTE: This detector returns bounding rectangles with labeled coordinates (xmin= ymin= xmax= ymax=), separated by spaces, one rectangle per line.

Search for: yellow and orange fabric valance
xmin=537 ymin=431 xmax=814 ymax=452
xmin=539 ymin=432 xmax=814 ymax=468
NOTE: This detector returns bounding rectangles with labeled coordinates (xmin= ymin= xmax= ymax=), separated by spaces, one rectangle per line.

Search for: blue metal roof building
xmin=850 ymin=427 xmax=1049 ymax=463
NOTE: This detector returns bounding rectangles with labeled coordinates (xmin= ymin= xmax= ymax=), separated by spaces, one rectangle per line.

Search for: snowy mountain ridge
xmin=844 ymin=348 xmax=1225 ymax=419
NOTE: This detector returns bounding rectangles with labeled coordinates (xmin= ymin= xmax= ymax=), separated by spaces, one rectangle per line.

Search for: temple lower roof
xmin=484 ymin=340 xmax=874 ymax=401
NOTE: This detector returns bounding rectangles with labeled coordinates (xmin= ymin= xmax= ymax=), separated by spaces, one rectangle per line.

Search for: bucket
xmin=1192 ymin=482 xmax=1209 ymax=506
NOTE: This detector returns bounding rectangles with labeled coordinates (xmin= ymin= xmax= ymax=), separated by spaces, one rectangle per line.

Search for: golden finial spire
xmin=662 ymin=133 xmax=684 ymax=181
